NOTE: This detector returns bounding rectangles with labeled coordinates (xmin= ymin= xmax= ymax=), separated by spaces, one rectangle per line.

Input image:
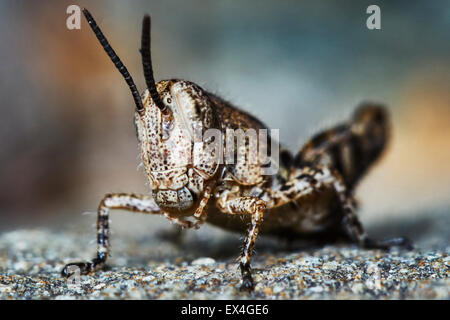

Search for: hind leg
xmin=282 ymin=166 xmax=413 ymax=250
xmin=331 ymin=175 xmax=414 ymax=250
xmin=291 ymin=104 xmax=411 ymax=249
xmin=342 ymin=211 xmax=413 ymax=250
xmin=293 ymin=103 xmax=390 ymax=190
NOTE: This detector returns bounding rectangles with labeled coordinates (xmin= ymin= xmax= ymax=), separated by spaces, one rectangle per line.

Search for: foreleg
xmin=61 ymin=193 xmax=195 ymax=277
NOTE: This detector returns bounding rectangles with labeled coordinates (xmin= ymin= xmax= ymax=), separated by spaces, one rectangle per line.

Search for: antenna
xmin=140 ymin=15 xmax=167 ymax=113
xmin=82 ymin=8 xmax=144 ymax=111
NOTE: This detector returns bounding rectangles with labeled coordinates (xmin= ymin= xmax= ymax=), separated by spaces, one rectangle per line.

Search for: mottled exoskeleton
xmin=62 ymin=9 xmax=412 ymax=291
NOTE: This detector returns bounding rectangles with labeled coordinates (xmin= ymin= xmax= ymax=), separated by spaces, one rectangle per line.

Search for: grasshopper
xmin=62 ymin=9 xmax=412 ymax=291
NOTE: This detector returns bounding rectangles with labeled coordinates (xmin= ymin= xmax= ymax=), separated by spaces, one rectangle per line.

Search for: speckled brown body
xmin=63 ymin=10 xmax=413 ymax=292
xmin=202 ymin=100 xmax=384 ymax=237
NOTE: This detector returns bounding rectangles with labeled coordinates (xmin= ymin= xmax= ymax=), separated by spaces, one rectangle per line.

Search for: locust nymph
xmin=62 ymin=9 xmax=412 ymax=292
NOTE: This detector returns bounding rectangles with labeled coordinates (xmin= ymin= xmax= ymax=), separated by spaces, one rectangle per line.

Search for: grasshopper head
xmin=135 ymin=80 xmax=218 ymax=211
xmin=82 ymin=10 xmax=219 ymax=212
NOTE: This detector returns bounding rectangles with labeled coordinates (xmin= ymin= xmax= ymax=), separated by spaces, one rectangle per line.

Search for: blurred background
xmin=0 ymin=0 xmax=449 ymax=233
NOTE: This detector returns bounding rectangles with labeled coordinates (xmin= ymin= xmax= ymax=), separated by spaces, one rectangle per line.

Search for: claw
xmin=61 ymin=255 xmax=106 ymax=277
xmin=61 ymin=262 xmax=92 ymax=277
xmin=239 ymin=277 xmax=254 ymax=292
xmin=239 ymin=262 xmax=254 ymax=292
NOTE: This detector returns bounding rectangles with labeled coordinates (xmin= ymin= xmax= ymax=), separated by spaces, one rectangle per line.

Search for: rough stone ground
xmin=0 ymin=208 xmax=448 ymax=299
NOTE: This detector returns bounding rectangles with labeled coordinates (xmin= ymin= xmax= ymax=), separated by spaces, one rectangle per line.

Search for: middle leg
xmin=217 ymin=194 xmax=266 ymax=291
